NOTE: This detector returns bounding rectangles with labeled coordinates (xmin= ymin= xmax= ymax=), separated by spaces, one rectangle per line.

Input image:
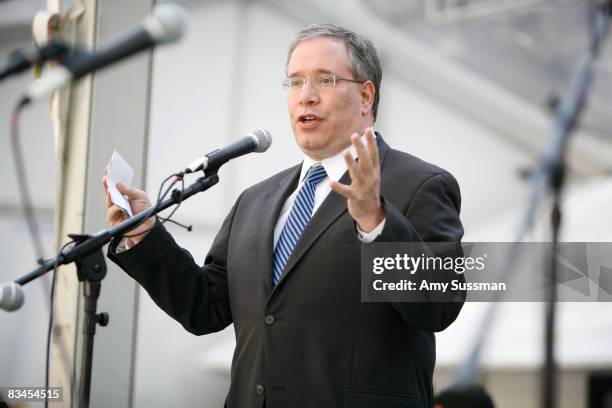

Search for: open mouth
xmin=297 ymin=113 xmax=323 ymax=129
xmin=300 ymin=114 xmax=319 ymax=123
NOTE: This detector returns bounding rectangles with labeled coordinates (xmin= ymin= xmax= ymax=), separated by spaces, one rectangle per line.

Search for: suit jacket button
xmin=255 ymin=384 xmax=265 ymax=396
xmin=264 ymin=315 xmax=275 ymax=325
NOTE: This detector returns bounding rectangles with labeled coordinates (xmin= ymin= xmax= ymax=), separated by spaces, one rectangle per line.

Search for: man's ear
xmin=361 ymin=80 xmax=375 ymax=117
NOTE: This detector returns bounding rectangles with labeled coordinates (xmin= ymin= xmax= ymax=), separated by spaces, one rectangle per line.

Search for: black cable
xmin=45 ymin=240 xmax=75 ymax=408
xmin=157 ymin=173 xmax=178 ymax=203
xmin=156 ymin=175 xmax=192 ymax=230
xmin=120 ymin=174 xmax=176 ymax=239
xmin=123 ymin=174 xmax=191 ymax=239
xmin=9 ymin=102 xmax=46 ymax=263
xmin=123 ymin=174 xmax=179 ymax=239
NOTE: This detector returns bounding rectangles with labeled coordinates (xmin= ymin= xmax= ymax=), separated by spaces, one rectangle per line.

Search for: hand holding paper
xmin=107 ymin=151 xmax=134 ymax=217
xmin=102 ymin=151 xmax=154 ymax=246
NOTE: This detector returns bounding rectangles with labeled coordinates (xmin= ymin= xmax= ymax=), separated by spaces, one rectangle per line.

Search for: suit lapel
xmin=256 ymin=164 xmax=301 ymax=293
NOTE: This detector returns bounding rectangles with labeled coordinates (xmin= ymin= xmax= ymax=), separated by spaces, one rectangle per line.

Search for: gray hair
xmin=287 ymin=24 xmax=383 ymax=121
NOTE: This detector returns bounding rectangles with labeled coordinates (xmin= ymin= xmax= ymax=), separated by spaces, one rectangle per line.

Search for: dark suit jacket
xmin=109 ymin=136 xmax=464 ymax=408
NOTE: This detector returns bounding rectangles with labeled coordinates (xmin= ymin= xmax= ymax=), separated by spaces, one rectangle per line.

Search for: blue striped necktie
xmin=272 ymin=164 xmax=328 ymax=287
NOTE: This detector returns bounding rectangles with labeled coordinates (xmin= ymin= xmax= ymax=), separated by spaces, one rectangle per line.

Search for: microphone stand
xmin=456 ymin=4 xmax=610 ymax=407
xmin=12 ymin=171 xmax=219 ymax=408
xmin=531 ymin=6 xmax=610 ymax=408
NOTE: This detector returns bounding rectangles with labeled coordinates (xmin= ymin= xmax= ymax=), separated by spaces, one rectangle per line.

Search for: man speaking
xmin=103 ymin=24 xmax=464 ymax=408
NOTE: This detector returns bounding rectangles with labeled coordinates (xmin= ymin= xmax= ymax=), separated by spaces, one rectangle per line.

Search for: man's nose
xmin=298 ymin=81 xmax=320 ymax=105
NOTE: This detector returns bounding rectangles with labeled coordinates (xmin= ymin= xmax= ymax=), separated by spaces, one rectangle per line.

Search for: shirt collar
xmin=299 ymin=131 xmax=376 ymax=184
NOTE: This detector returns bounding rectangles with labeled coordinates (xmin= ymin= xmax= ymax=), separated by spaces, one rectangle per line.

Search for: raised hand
xmin=329 ymin=127 xmax=385 ymax=233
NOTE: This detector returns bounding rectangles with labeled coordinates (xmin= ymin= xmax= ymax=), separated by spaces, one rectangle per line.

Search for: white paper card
xmin=108 ymin=150 xmax=134 ymax=217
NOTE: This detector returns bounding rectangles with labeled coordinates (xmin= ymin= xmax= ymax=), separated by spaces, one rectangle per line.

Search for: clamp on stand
xmin=69 ymin=234 xmax=109 ymax=408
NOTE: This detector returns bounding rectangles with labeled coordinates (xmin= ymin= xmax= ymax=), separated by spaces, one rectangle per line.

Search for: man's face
xmin=286 ymin=36 xmax=372 ymax=161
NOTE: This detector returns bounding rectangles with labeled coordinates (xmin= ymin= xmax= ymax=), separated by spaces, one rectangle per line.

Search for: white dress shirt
xmin=273 ymin=135 xmax=386 ymax=249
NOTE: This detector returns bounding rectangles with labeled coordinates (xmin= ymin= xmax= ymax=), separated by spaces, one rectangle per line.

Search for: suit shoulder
xmin=384 ymin=147 xmax=457 ymax=185
xmin=381 ymin=146 xmax=463 ymax=224
xmin=241 ymin=164 xmax=300 ymax=197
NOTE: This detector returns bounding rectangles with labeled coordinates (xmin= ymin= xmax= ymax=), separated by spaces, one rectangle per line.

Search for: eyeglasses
xmin=282 ymin=73 xmax=365 ymax=92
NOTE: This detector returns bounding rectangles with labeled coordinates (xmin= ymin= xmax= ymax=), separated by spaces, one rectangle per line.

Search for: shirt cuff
xmin=114 ymin=237 xmax=131 ymax=253
xmin=356 ymin=217 xmax=386 ymax=243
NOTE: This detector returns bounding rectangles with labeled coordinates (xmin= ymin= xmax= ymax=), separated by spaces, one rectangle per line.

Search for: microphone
xmin=21 ymin=2 xmax=186 ymax=104
xmin=0 ymin=39 xmax=70 ymax=82
xmin=184 ymin=128 xmax=273 ymax=174
xmin=0 ymin=282 xmax=25 ymax=312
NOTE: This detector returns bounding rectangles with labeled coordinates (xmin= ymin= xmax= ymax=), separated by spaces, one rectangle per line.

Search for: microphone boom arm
xmin=15 ymin=172 xmax=219 ymax=287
